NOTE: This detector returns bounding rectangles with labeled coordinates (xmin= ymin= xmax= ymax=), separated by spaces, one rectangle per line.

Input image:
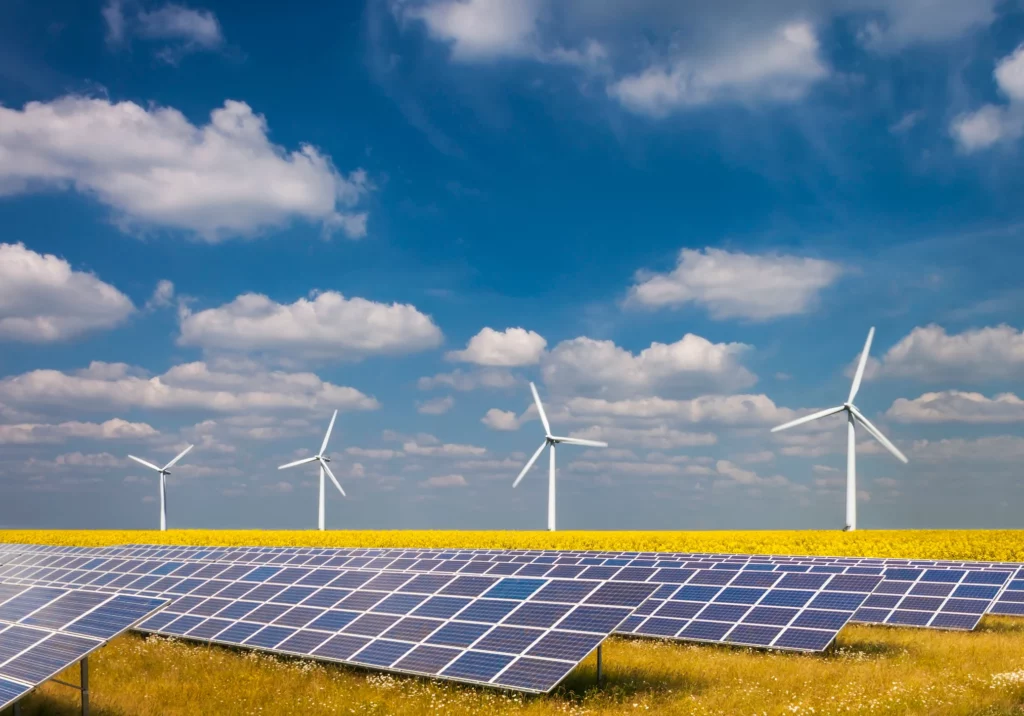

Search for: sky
xmin=1 ymin=0 xmax=1024 ymax=532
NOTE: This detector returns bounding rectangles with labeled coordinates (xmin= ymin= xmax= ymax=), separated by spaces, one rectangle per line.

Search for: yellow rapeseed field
xmin=5 ymin=528 xmax=1024 ymax=561
xmin=8 ymin=530 xmax=1024 ymax=715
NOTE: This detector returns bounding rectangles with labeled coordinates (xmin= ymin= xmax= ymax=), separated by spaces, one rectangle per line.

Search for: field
xmin=7 ymin=530 xmax=1024 ymax=715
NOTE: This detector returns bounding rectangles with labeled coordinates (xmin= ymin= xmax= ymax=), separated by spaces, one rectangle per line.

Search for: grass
xmin=7 ymin=530 xmax=1024 ymax=715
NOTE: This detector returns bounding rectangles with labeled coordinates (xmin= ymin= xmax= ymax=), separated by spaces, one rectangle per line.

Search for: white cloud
xmin=103 ymin=1 xmax=224 ymax=63
xmin=568 ymin=460 xmax=690 ymax=477
xmin=54 ymin=452 xmax=126 ymax=468
xmin=481 ymin=408 xmax=520 ymax=431
xmin=715 ymin=459 xmax=790 ymax=487
xmin=738 ymin=450 xmax=775 ymax=464
xmin=886 ymin=391 xmax=1024 ymax=424
xmin=417 ymin=395 xmax=455 ymax=415
xmin=346 ymin=447 xmax=403 ymax=460
xmin=418 ymin=368 xmax=517 ymax=391
xmin=0 ymin=243 xmax=135 ymax=342
xmin=419 ymin=473 xmax=468 ymax=488
xmin=608 ymin=22 xmax=827 ymax=116
xmin=909 ymin=436 xmax=1024 ymax=463
xmin=0 ymin=360 xmax=378 ymax=413
xmin=0 ymin=418 xmax=157 ymax=444
xmin=951 ymin=45 xmax=1024 ymax=152
xmin=568 ymin=425 xmax=716 ymax=450
xmin=858 ymin=2 xmax=998 ymax=51
xmin=402 ymin=440 xmax=486 ymax=457
xmin=626 ymin=248 xmax=841 ymax=320
xmin=564 ymin=394 xmax=796 ymax=425
xmin=178 ymin=291 xmax=442 ymax=359
xmin=870 ymin=324 xmax=1024 ymax=382
xmin=402 ymin=0 xmax=541 ymax=61
xmin=542 ymin=334 xmax=755 ymax=397
xmin=0 ymin=97 xmax=370 ymax=240
xmin=146 ymin=280 xmax=175 ymax=310
xmin=446 ymin=327 xmax=547 ymax=366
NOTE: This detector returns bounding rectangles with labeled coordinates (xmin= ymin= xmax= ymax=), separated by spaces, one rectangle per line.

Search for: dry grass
xmin=5 ymin=529 xmax=1024 ymax=561
xmin=7 ymin=530 xmax=1024 ymax=715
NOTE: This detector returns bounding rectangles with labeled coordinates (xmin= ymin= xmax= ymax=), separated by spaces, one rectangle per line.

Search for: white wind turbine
xmin=127 ymin=444 xmax=194 ymax=531
xmin=771 ymin=327 xmax=908 ymax=531
xmin=278 ymin=410 xmax=345 ymax=531
xmin=513 ymin=382 xmax=608 ymax=531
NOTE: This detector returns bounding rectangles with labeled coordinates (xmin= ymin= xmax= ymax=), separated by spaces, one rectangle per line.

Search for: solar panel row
xmin=0 ymin=583 xmax=167 ymax=711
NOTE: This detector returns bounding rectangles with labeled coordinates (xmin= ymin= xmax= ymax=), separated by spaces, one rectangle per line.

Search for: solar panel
xmin=0 ymin=552 xmax=656 ymax=694
xmin=0 ymin=582 xmax=167 ymax=711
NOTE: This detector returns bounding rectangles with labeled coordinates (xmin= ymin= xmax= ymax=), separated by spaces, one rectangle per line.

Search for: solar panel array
xmin=0 ymin=583 xmax=167 ymax=711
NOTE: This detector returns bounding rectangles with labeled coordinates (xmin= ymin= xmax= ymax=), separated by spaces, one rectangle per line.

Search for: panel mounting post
xmin=81 ymin=656 xmax=89 ymax=716
xmin=596 ymin=644 xmax=603 ymax=687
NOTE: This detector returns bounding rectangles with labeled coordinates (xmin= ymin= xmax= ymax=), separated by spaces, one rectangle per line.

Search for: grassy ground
xmin=7 ymin=530 xmax=1024 ymax=715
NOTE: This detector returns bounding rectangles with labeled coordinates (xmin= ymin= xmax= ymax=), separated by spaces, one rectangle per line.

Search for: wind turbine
xmin=278 ymin=410 xmax=345 ymax=531
xmin=127 ymin=444 xmax=194 ymax=531
xmin=771 ymin=327 xmax=908 ymax=531
xmin=513 ymin=382 xmax=608 ymax=531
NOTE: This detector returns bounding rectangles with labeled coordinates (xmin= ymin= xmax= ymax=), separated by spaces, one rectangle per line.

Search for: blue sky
xmin=2 ymin=0 xmax=1024 ymax=531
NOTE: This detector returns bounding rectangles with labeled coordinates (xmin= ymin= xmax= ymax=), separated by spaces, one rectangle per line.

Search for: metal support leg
xmin=596 ymin=644 xmax=603 ymax=686
xmin=13 ymin=702 xmax=22 ymax=716
xmin=81 ymin=657 xmax=89 ymax=716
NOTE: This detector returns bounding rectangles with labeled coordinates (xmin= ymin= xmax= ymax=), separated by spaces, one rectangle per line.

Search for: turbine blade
xmin=530 ymin=382 xmax=551 ymax=435
xmin=848 ymin=327 xmax=875 ymax=403
xmin=551 ymin=437 xmax=608 ymax=448
xmin=770 ymin=405 xmax=846 ymax=433
xmin=278 ymin=456 xmax=319 ymax=470
xmin=513 ymin=441 xmax=548 ymax=488
xmin=127 ymin=455 xmax=161 ymax=472
xmin=162 ymin=444 xmax=194 ymax=471
xmin=320 ymin=409 xmax=338 ymax=456
xmin=849 ymin=405 xmax=909 ymax=464
xmin=321 ymin=459 xmax=346 ymax=497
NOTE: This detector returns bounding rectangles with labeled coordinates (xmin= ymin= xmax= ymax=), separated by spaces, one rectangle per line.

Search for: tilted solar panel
xmin=0 ymin=582 xmax=167 ymax=711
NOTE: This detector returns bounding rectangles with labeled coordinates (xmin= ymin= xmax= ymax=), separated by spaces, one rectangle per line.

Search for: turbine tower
xmin=513 ymin=382 xmax=608 ymax=531
xmin=771 ymin=327 xmax=908 ymax=531
xmin=127 ymin=444 xmax=194 ymax=531
xmin=278 ymin=410 xmax=345 ymax=531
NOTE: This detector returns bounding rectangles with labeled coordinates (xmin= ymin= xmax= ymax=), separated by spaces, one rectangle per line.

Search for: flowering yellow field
xmin=5 ymin=529 xmax=1024 ymax=561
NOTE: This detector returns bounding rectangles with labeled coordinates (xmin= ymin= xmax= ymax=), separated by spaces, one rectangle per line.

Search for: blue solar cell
xmin=312 ymin=634 xmax=371 ymax=661
xmin=394 ymin=645 xmax=461 ymax=674
xmin=494 ymin=657 xmax=575 ymax=692
xmin=22 ymin=591 xmax=108 ymax=631
xmin=272 ymin=587 xmax=317 ymax=605
xmin=442 ymin=651 xmax=514 ymax=681
xmin=327 ymin=572 xmax=375 ymax=589
xmin=527 ymin=631 xmax=602 ymax=661
xmin=922 ymin=570 xmax=965 ymax=583
xmin=0 ymin=677 xmax=29 ymax=709
xmin=852 ymin=607 xmax=891 ymax=622
xmin=439 ymin=577 xmax=498 ymax=597
xmin=654 ymin=601 xmax=702 ymax=620
xmin=187 ymin=618 xmax=232 ymax=640
xmin=245 ymin=603 xmax=291 ymax=624
xmin=791 ymin=610 xmax=849 ymax=630
xmin=214 ymin=601 xmax=260 ymax=620
xmin=742 ymin=606 xmax=798 ymax=626
xmin=679 ymin=620 xmax=731 ymax=641
xmin=408 ymin=596 xmax=470 ymax=620
xmin=964 ymin=571 xmax=1010 ymax=585
xmin=300 ymin=588 xmax=350 ymax=609
xmin=941 ymin=598 xmax=988 ymax=614
xmin=335 ymin=591 xmax=387 ymax=611
xmin=887 ymin=610 xmax=931 ymax=626
xmin=544 ymin=565 xmax=586 ymax=579
xmin=426 ymin=621 xmax=491 ymax=647
xmin=245 ymin=626 xmax=296 ymax=649
xmin=0 ymin=626 xmax=48 ymax=662
xmin=381 ymin=617 xmax=443 ymax=642
xmin=530 ymin=580 xmax=595 ymax=603
xmin=730 ymin=572 xmax=782 ymax=588
xmin=650 ymin=569 xmax=696 ymax=583
xmin=371 ymin=593 xmax=427 ymax=615
xmin=137 ymin=611 xmax=177 ymax=631
xmin=190 ymin=598 xmax=232 ymax=617
xmin=163 ymin=615 xmax=205 ymax=635
xmin=690 ymin=570 xmax=734 ymax=586
xmin=776 ymin=574 xmax=829 ymax=590
xmin=908 ymin=582 xmax=954 ymax=597
xmin=240 ymin=566 xmax=281 ymax=582
xmin=883 ymin=569 xmax=923 ymax=581
xmin=636 ymin=617 xmax=684 ymax=636
xmin=556 ymin=606 xmax=627 ymax=634
xmin=714 ymin=587 xmax=765 ymax=605
xmin=243 ymin=584 xmax=286 ymax=602
xmin=273 ymin=606 xmax=324 ymax=628
xmin=774 ymin=627 xmax=834 ymax=651
xmin=362 ymin=573 xmax=414 ymax=592
xmin=900 ymin=596 xmax=943 ymax=612
xmin=343 ymin=613 xmax=400 ymax=637
xmin=481 ymin=578 xmax=545 ymax=600
xmin=585 ymin=582 xmax=656 ymax=607
xmin=65 ymin=595 xmax=167 ymax=639
xmin=930 ymin=613 xmax=981 ymax=630
xmin=696 ymin=603 xmax=749 ymax=622
xmin=0 ymin=587 xmax=67 ymax=622
xmin=951 ymin=585 xmax=999 ymax=600
xmin=473 ymin=626 xmax=545 ymax=654
xmin=0 ymin=633 xmax=96 ymax=684
xmin=673 ymin=585 xmax=722 ymax=602
xmin=823 ymin=575 xmax=881 ymax=592
xmin=352 ymin=639 xmax=413 ymax=667
xmin=397 ymin=574 xmax=454 ymax=593
xmin=807 ymin=592 xmax=865 ymax=611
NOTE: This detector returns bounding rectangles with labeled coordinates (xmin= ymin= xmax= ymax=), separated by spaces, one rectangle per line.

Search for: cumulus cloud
xmin=417 ymin=396 xmax=455 ymax=415
xmin=346 ymin=447 xmax=403 ymax=460
xmin=481 ymin=408 xmax=520 ymax=431
xmin=886 ymin=391 xmax=1024 ymax=423
xmin=714 ymin=459 xmax=790 ymax=487
xmin=909 ymin=436 xmax=1024 ymax=463
xmin=446 ymin=327 xmax=547 ymax=366
xmin=0 ymin=97 xmax=371 ymax=240
xmin=104 ymin=0 xmax=224 ymax=63
xmin=178 ymin=291 xmax=442 ymax=359
xmin=542 ymin=334 xmax=755 ymax=397
xmin=564 ymin=394 xmax=796 ymax=425
xmin=419 ymin=473 xmax=468 ymax=488
xmin=609 ymin=22 xmax=827 ymax=116
xmin=626 ymin=248 xmax=841 ymax=320
xmin=951 ymin=45 xmax=1024 ymax=152
xmin=145 ymin=280 xmax=175 ymax=310
xmin=418 ymin=368 xmax=517 ymax=391
xmin=0 ymin=418 xmax=157 ymax=444
xmin=403 ymin=440 xmax=486 ymax=457
xmin=0 ymin=360 xmax=378 ymax=413
xmin=0 ymin=243 xmax=135 ymax=342
xmin=869 ymin=324 xmax=1024 ymax=382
